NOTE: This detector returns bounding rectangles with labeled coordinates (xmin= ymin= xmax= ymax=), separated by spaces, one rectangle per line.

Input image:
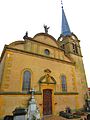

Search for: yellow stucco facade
xmin=0 ymin=33 xmax=88 ymax=118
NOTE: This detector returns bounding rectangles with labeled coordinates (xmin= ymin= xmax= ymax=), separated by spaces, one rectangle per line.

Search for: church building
xmin=0 ymin=3 xmax=88 ymax=118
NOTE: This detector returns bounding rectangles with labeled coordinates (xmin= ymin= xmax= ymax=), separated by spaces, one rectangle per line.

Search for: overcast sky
xmin=0 ymin=0 xmax=90 ymax=87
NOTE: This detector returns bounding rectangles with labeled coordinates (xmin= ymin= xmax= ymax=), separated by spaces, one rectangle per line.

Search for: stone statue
xmin=44 ymin=25 xmax=50 ymax=34
xmin=25 ymin=31 xmax=28 ymax=37
xmin=23 ymin=31 xmax=28 ymax=39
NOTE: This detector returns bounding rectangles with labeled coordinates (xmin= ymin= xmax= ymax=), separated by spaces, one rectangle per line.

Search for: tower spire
xmin=61 ymin=0 xmax=71 ymax=36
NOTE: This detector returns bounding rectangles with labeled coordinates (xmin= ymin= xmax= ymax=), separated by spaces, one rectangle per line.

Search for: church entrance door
xmin=43 ymin=89 xmax=52 ymax=115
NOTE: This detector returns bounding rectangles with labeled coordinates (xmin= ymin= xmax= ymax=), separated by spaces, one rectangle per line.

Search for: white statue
xmin=27 ymin=88 xmax=40 ymax=120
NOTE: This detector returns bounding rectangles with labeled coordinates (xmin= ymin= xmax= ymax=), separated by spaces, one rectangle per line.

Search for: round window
xmin=44 ymin=49 xmax=50 ymax=55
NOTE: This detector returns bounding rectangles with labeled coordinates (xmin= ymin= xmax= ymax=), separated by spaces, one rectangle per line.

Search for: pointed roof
xmin=61 ymin=5 xmax=71 ymax=36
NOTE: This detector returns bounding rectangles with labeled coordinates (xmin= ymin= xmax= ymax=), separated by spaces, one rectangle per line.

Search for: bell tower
xmin=58 ymin=3 xmax=82 ymax=56
xmin=58 ymin=1 xmax=88 ymax=108
xmin=58 ymin=33 xmax=82 ymax=56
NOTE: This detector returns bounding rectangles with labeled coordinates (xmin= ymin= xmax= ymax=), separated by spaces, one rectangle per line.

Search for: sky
xmin=0 ymin=0 xmax=90 ymax=87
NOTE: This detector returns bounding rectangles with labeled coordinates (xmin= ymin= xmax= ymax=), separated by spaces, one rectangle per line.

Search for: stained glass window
xmin=22 ymin=70 xmax=31 ymax=91
xmin=61 ymin=75 xmax=67 ymax=92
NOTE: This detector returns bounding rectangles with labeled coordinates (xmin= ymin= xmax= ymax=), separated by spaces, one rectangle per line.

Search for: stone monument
xmin=27 ymin=88 xmax=40 ymax=120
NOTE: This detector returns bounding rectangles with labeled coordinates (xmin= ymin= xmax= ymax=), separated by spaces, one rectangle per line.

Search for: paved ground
xmin=42 ymin=115 xmax=87 ymax=120
xmin=43 ymin=116 xmax=67 ymax=120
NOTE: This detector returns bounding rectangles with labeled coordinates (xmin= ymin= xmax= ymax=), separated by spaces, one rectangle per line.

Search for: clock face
xmin=44 ymin=49 xmax=50 ymax=55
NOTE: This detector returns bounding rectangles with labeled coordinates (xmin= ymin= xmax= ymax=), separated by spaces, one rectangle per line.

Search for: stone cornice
xmin=0 ymin=91 xmax=78 ymax=95
xmin=0 ymin=91 xmax=42 ymax=95
xmin=1 ymin=45 xmax=75 ymax=65
xmin=54 ymin=92 xmax=78 ymax=95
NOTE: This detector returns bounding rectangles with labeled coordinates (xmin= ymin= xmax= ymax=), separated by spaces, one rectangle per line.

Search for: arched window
xmin=61 ymin=75 xmax=67 ymax=92
xmin=72 ymin=43 xmax=78 ymax=54
xmin=22 ymin=70 xmax=31 ymax=91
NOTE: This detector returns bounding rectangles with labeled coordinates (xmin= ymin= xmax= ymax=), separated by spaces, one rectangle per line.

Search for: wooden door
xmin=43 ymin=89 xmax=52 ymax=115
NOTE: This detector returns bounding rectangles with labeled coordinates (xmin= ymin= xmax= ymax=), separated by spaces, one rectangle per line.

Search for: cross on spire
xmin=61 ymin=0 xmax=63 ymax=8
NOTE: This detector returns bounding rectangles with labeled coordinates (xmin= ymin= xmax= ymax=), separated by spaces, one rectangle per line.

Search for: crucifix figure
xmin=30 ymin=88 xmax=35 ymax=99
xmin=44 ymin=25 xmax=50 ymax=34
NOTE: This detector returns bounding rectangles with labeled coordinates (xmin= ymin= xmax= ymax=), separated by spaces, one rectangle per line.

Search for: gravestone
xmin=4 ymin=115 xmax=13 ymax=120
xmin=87 ymin=113 xmax=90 ymax=120
xmin=13 ymin=108 xmax=27 ymax=120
